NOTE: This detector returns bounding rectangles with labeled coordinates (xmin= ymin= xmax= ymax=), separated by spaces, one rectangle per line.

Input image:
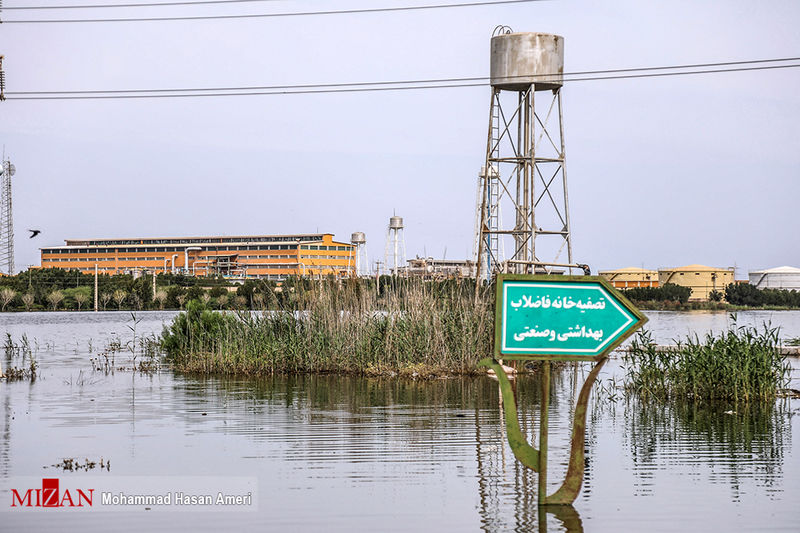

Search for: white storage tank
xmin=490 ymin=32 xmax=564 ymax=91
xmin=748 ymin=266 xmax=800 ymax=290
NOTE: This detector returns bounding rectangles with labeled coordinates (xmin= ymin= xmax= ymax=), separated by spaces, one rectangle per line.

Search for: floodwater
xmin=0 ymin=310 xmax=798 ymax=532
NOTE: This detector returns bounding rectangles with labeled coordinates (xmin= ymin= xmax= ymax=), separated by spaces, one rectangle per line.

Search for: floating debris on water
xmin=48 ymin=457 xmax=111 ymax=472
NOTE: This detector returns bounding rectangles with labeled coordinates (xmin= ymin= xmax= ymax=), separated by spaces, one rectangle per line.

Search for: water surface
xmin=0 ymin=311 xmax=797 ymax=531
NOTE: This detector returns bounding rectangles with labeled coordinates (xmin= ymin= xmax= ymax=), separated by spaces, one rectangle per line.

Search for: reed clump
xmin=623 ymin=323 xmax=791 ymax=402
xmin=161 ymin=278 xmax=493 ymax=376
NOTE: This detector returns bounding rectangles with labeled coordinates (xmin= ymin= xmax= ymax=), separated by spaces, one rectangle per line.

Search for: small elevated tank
xmin=490 ymin=32 xmax=564 ymax=91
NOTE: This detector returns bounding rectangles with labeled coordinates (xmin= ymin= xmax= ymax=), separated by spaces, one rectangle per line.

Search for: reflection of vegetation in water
xmin=623 ymin=398 xmax=790 ymax=498
xmin=623 ymin=323 xmax=791 ymax=401
xmin=162 ymin=280 xmax=493 ymax=376
xmin=188 ymin=372 xmax=582 ymax=531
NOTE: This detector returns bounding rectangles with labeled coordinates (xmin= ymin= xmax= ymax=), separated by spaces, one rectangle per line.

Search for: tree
xmin=216 ymin=294 xmax=229 ymax=309
xmin=200 ymin=293 xmax=211 ymax=305
xmin=74 ymin=291 xmax=88 ymax=311
xmin=113 ymin=289 xmax=127 ymax=311
xmin=154 ymin=289 xmax=168 ymax=310
xmin=623 ymin=283 xmax=691 ymax=304
xmin=176 ymin=294 xmax=187 ymax=309
xmin=47 ymin=290 xmax=64 ymax=311
xmin=209 ymin=286 xmax=228 ymax=298
xmin=166 ymin=285 xmax=186 ymax=308
xmin=725 ymin=283 xmax=762 ymax=306
xmin=100 ymin=292 xmax=112 ymax=311
xmin=0 ymin=287 xmax=16 ymax=311
xmin=21 ymin=293 xmax=34 ymax=311
xmin=233 ymin=295 xmax=246 ymax=309
xmin=186 ymin=286 xmax=204 ymax=302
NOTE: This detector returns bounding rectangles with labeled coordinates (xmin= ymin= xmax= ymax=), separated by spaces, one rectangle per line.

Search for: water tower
xmin=475 ymin=28 xmax=579 ymax=281
xmin=384 ymin=215 xmax=406 ymax=276
xmin=350 ymin=231 xmax=368 ymax=276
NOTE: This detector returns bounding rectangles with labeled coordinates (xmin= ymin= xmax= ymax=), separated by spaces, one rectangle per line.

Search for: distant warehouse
xmin=598 ymin=267 xmax=658 ymax=289
xmin=658 ymin=264 xmax=734 ymax=301
xmin=748 ymin=266 xmax=800 ymax=291
xmin=40 ymin=233 xmax=356 ymax=281
xmin=397 ymin=257 xmax=475 ymax=279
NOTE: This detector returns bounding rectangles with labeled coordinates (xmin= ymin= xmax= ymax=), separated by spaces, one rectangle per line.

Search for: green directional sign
xmin=494 ymin=274 xmax=647 ymax=362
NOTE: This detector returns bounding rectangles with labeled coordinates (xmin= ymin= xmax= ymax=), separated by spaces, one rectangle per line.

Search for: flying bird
xmin=28 ymin=229 xmax=41 ymax=238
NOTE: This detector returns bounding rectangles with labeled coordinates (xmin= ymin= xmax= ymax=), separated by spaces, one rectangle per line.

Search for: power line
xmin=8 ymin=57 xmax=799 ymax=96
xmin=0 ymin=0 xmax=543 ymax=23
xmin=4 ymin=62 xmax=800 ymax=100
xmin=2 ymin=0 xmax=286 ymax=9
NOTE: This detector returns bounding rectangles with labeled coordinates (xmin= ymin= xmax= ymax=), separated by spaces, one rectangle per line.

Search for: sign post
xmin=479 ymin=274 xmax=646 ymax=505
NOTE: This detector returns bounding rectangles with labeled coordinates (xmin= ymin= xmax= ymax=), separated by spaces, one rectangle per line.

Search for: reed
xmin=623 ymin=322 xmax=791 ymax=402
xmin=161 ymin=278 xmax=494 ymax=376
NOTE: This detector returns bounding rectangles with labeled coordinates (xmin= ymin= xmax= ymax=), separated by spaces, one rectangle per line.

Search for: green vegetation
xmin=0 ymin=268 xmax=255 ymax=311
xmin=623 ymin=323 xmax=791 ymax=402
xmin=622 ymin=283 xmax=692 ymax=306
xmin=624 ymin=282 xmax=800 ymax=310
xmin=724 ymin=283 xmax=800 ymax=307
xmin=161 ymin=279 xmax=493 ymax=376
xmin=2 ymin=333 xmax=38 ymax=381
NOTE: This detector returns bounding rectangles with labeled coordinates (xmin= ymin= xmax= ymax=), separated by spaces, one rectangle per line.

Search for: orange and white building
xmin=40 ymin=233 xmax=356 ymax=281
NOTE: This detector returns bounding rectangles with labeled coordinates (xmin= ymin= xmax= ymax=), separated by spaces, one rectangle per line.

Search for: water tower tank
xmin=350 ymin=232 xmax=366 ymax=245
xmin=389 ymin=216 xmax=404 ymax=230
xmin=490 ymin=32 xmax=564 ymax=91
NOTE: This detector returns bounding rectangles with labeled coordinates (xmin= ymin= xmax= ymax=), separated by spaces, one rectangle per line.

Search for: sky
xmin=1 ymin=0 xmax=798 ymax=278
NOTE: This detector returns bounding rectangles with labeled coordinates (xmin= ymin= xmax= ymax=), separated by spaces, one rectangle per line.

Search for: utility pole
xmin=0 ymin=152 xmax=15 ymax=275
xmin=94 ymin=264 xmax=99 ymax=312
xmin=375 ymin=260 xmax=383 ymax=297
xmin=0 ymin=55 xmax=6 ymax=102
xmin=152 ymin=270 xmax=156 ymax=301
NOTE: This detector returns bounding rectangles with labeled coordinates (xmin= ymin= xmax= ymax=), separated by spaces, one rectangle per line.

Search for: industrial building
xmin=598 ymin=267 xmax=658 ymax=288
xmin=40 ymin=233 xmax=356 ymax=280
xmin=748 ymin=266 xmax=800 ymax=291
xmin=398 ymin=257 xmax=476 ymax=280
xmin=658 ymin=264 xmax=735 ymax=301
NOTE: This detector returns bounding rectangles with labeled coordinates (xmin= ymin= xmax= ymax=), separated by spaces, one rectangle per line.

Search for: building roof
xmin=61 ymin=233 xmax=332 ymax=247
xmin=659 ymin=264 xmax=733 ymax=273
xmin=40 ymin=233 xmax=353 ymax=250
xmin=598 ymin=267 xmax=657 ymax=274
xmin=749 ymin=266 xmax=800 ymax=274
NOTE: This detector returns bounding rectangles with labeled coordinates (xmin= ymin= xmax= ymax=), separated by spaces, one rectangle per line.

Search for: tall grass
xmin=623 ymin=322 xmax=791 ymax=402
xmin=161 ymin=278 xmax=493 ymax=376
